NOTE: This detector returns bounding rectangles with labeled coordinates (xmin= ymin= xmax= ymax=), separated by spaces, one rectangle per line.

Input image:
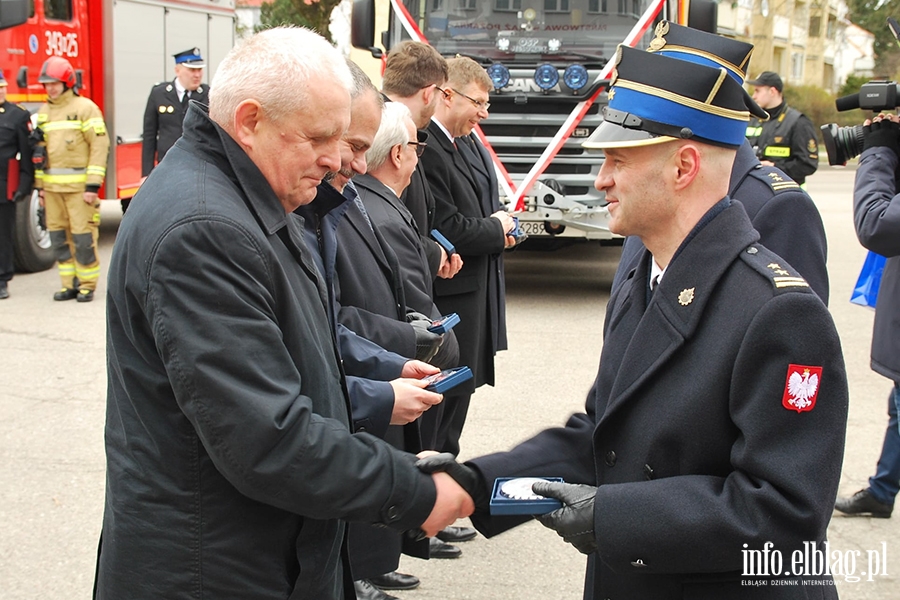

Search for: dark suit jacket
xmin=613 ymin=140 xmax=829 ymax=304
xmin=469 ymin=201 xmax=847 ymax=599
xmin=141 ymin=80 xmax=209 ymax=176
xmin=0 ymin=100 xmax=33 ymax=201
xmin=356 ymin=173 xmax=459 ymax=370
xmin=401 ymin=164 xmax=442 ymax=276
xmin=420 ymin=121 xmax=507 ymax=391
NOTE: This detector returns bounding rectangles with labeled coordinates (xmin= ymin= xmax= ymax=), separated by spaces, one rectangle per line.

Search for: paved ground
xmin=1 ymin=165 xmax=897 ymax=599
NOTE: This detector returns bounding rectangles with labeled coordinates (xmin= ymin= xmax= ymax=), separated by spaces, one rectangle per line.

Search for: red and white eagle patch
xmin=782 ymin=364 xmax=823 ymax=413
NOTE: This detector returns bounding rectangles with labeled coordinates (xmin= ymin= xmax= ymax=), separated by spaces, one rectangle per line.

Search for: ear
xmin=390 ymin=143 xmax=404 ymax=169
xmin=232 ymin=99 xmax=263 ymax=151
xmin=672 ymin=143 xmax=701 ymax=191
xmin=421 ymin=85 xmax=435 ymax=107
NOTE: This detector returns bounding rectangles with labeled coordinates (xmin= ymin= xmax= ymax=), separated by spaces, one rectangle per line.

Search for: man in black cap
xmin=140 ymin=48 xmax=209 ymax=181
xmin=418 ymin=39 xmax=848 ymax=599
xmin=611 ymin=22 xmax=829 ymax=304
xmin=745 ymin=70 xmax=819 ymax=187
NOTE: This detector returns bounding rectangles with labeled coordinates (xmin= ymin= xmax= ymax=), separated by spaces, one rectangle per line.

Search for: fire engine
xmin=351 ymin=0 xmax=715 ymax=244
xmin=0 ymin=0 xmax=235 ymax=272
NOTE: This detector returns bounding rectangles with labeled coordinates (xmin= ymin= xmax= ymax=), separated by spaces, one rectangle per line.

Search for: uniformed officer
xmin=745 ymin=71 xmax=819 ymax=187
xmin=419 ymin=32 xmax=848 ymax=599
xmin=34 ymin=56 xmax=110 ymax=303
xmin=612 ymin=22 xmax=829 ymax=304
xmin=141 ymin=48 xmax=208 ymax=178
xmin=0 ymin=69 xmax=33 ymax=299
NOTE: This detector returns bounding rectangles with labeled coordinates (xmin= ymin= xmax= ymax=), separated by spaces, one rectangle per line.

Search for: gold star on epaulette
xmin=766 ymin=172 xmax=784 ymax=183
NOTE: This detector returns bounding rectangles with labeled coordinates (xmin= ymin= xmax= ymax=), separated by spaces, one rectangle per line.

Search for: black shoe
xmin=354 ymin=580 xmax=399 ymax=600
xmin=76 ymin=289 xmax=94 ymax=303
xmin=368 ymin=571 xmax=420 ymax=591
xmin=436 ymin=525 xmax=477 ymax=543
xmin=53 ymin=288 xmax=78 ymax=301
xmin=0 ymin=282 xmax=8 ymax=299
xmin=835 ymin=489 xmax=893 ymax=518
xmin=429 ymin=536 xmax=462 ymax=559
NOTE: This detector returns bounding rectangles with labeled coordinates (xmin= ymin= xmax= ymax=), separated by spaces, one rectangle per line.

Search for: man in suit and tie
xmin=141 ymin=48 xmax=209 ymax=179
xmin=420 ymin=57 xmax=516 ymax=460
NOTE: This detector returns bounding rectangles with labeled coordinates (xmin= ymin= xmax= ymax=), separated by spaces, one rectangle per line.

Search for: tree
xmin=845 ymin=0 xmax=900 ymax=78
xmin=256 ymin=0 xmax=342 ymax=42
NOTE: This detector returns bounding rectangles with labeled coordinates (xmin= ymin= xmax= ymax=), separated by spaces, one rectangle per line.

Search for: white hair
xmin=366 ymin=102 xmax=414 ymax=171
xmin=209 ymin=27 xmax=351 ymax=126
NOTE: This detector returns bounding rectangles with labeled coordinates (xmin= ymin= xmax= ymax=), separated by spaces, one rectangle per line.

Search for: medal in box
xmin=489 ymin=477 xmax=564 ymax=515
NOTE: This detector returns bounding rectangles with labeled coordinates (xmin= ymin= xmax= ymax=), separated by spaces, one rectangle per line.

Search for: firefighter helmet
xmin=38 ymin=57 xmax=76 ymax=88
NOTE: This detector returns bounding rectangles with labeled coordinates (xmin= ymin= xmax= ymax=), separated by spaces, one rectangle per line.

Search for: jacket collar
xmin=599 ymin=201 xmax=759 ymax=425
xmin=181 ymin=103 xmax=289 ymax=237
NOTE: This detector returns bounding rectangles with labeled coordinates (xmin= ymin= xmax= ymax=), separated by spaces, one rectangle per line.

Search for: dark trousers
xmin=0 ymin=200 xmax=15 ymax=281
xmin=868 ymin=384 xmax=900 ymax=505
xmin=435 ymin=391 xmax=472 ymax=457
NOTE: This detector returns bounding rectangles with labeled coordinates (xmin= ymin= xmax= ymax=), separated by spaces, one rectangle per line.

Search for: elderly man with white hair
xmin=95 ymin=27 xmax=473 ymax=600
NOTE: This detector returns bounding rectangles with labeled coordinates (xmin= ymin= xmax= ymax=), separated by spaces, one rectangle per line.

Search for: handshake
xmin=414 ymin=452 xmax=600 ymax=555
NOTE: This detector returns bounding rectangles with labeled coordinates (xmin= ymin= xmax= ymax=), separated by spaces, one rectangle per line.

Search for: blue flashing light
xmin=563 ymin=64 xmax=589 ymax=91
xmin=487 ymin=63 xmax=510 ymax=90
xmin=534 ymin=63 xmax=559 ymax=91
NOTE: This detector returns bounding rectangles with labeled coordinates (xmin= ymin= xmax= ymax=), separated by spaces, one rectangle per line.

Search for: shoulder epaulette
xmin=739 ymin=244 xmax=811 ymax=294
xmin=748 ymin=165 xmax=802 ymax=194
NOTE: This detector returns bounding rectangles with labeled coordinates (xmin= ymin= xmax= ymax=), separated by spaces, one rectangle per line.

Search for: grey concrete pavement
xmin=1 ymin=165 xmax=897 ymax=599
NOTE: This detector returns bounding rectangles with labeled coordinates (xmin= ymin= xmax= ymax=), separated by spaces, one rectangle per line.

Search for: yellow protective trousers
xmin=44 ymin=191 xmax=101 ymax=291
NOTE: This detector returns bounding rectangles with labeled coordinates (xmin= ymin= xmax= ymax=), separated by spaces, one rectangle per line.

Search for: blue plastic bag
xmin=850 ymin=251 xmax=886 ymax=308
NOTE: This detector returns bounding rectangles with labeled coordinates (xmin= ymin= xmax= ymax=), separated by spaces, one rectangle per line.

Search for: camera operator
xmin=835 ymin=112 xmax=900 ymax=518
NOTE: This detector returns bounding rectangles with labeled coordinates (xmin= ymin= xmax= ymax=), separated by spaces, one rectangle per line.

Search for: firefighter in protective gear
xmin=34 ymin=56 xmax=110 ymax=303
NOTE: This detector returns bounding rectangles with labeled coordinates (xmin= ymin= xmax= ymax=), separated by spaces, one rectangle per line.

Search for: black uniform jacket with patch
xmin=469 ymin=200 xmax=848 ymax=600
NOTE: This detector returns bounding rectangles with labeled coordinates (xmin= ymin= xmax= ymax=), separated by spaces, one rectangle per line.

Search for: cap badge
xmin=649 ymin=21 xmax=669 ymax=51
xmin=783 ymin=364 xmax=822 ymax=412
xmin=678 ymin=287 xmax=694 ymax=306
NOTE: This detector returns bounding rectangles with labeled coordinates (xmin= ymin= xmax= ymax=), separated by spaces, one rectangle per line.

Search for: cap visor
xmin=743 ymin=91 xmax=768 ymax=120
xmin=582 ymin=120 xmax=677 ymax=150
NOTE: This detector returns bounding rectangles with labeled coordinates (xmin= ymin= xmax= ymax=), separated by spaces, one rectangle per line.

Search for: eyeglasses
xmin=407 ymin=140 xmax=427 ymax=157
xmin=434 ymin=85 xmax=451 ymax=99
xmin=451 ymin=88 xmax=490 ymax=111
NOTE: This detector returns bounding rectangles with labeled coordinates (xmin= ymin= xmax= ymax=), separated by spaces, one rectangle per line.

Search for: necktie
xmin=181 ymin=92 xmax=190 ymax=109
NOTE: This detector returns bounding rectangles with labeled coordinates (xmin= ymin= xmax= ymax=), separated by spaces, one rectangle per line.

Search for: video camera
xmin=820 ymin=18 xmax=900 ymax=166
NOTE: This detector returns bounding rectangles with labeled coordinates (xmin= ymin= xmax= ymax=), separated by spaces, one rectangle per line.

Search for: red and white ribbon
xmin=388 ymin=0 xmax=666 ymax=211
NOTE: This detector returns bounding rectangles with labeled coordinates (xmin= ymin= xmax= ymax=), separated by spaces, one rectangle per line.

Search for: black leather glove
xmin=532 ymin=481 xmax=598 ymax=555
xmin=409 ymin=318 xmax=443 ymax=363
xmin=416 ymin=452 xmax=490 ymax=512
xmin=863 ymin=118 xmax=900 ymax=157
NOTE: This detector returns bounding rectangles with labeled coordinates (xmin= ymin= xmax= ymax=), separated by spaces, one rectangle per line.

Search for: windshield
xmin=403 ymin=0 xmax=657 ymax=62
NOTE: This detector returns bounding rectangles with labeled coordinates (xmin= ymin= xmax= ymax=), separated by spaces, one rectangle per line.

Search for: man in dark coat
xmin=95 ymin=28 xmax=473 ymax=600
xmin=834 ymin=113 xmax=900 ymax=518
xmin=420 ymin=57 xmax=515 ymax=458
xmin=141 ymin=47 xmax=209 ymax=177
xmin=0 ymin=70 xmax=33 ymax=299
xmin=381 ymin=41 xmax=453 ymax=278
xmin=611 ymin=24 xmax=828 ymax=304
xmin=745 ymin=70 xmax=819 ymax=187
xmin=419 ymin=34 xmax=848 ymax=599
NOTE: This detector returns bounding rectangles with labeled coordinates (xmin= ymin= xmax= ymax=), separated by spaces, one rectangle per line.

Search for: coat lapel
xmin=428 ymin=121 xmax=479 ymax=197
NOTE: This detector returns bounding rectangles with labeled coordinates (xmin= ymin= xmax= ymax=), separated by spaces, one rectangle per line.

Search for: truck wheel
xmin=13 ymin=190 xmax=55 ymax=273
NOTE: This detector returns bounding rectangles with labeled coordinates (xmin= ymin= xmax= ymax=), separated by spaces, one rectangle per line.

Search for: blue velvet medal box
xmin=489 ymin=477 xmax=564 ymax=515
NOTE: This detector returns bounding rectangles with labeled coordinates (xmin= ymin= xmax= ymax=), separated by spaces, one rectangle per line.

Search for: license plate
xmin=518 ymin=220 xmax=545 ymax=236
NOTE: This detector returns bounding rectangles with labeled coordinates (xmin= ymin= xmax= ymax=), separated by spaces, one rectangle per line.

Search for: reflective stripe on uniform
xmin=86 ymin=165 xmax=106 ymax=177
xmin=58 ymin=262 xmax=76 ymax=277
xmin=42 ymin=120 xmax=83 ymax=132
xmin=82 ymin=118 xmax=107 ymax=135
xmin=763 ymin=146 xmax=791 ymax=158
xmin=745 ymin=126 xmax=762 ymax=137
xmin=76 ymin=264 xmax=101 ymax=281
xmin=42 ymin=173 xmax=88 ymax=184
